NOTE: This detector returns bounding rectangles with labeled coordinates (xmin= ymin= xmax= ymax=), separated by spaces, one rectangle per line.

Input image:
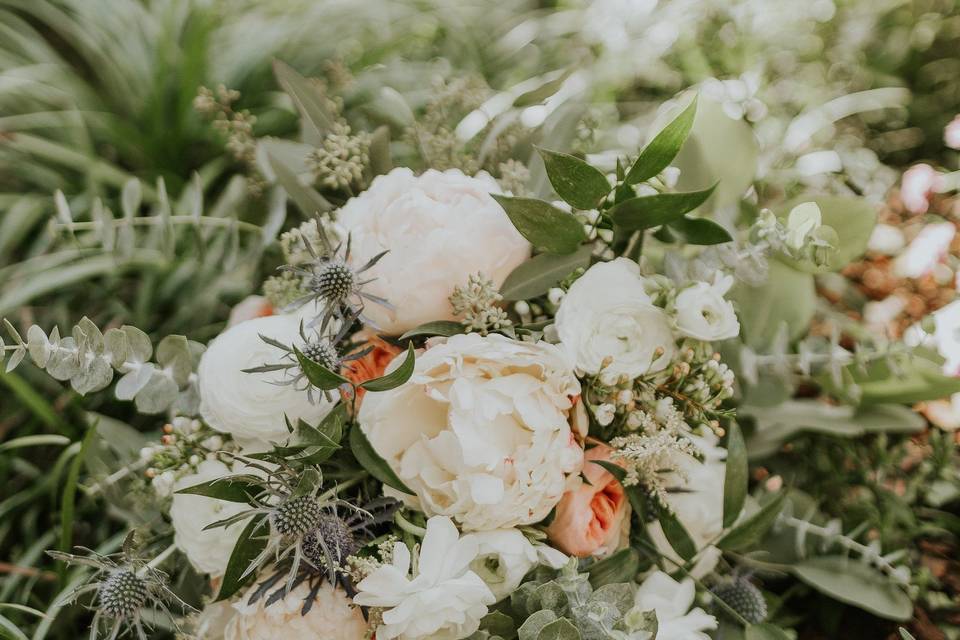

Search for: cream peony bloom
xmin=555 ymin=258 xmax=675 ymax=379
xmin=359 ymin=333 xmax=585 ymax=531
xmin=170 ymin=459 xmax=250 ymax=576
xmin=225 ymin=580 xmax=366 ymax=640
xmin=337 ymin=167 xmax=530 ymax=334
xmin=354 ymin=516 xmax=495 ymax=640
xmin=462 ymin=529 xmax=565 ymax=601
xmin=631 ymin=571 xmax=717 ymax=640
xmin=674 ymin=274 xmax=740 ymax=342
xmin=647 ymin=433 xmax=727 ymax=578
xmin=198 ymin=314 xmax=338 ymax=446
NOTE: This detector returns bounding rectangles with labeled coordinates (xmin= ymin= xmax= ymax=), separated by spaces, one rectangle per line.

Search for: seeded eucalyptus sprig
xmin=2 ymin=317 xmax=203 ymax=415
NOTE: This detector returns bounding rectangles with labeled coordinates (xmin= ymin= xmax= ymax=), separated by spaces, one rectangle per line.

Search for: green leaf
xmin=400 ymin=321 xmax=465 ymax=340
xmin=668 ymin=216 xmax=733 ymax=245
xmin=514 ymin=71 xmax=572 ymax=107
xmin=820 ymin=353 xmax=960 ymax=406
xmin=273 ymin=60 xmax=336 ymax=144
xmin=294 ymin=346 xmax=351 ymax=391
xmin=349 ymin=424 xmax=414 ymax=495
xmin=266 ymin=148 xmax=332 ymax=216
xmin=658 ymin=509 xmax=698 ymax=561
xmin=731 ymin=260 xmax=816 ymax=350
xmin=899 ymin=628 xmax=917 ymax=640
xmin=175 ymin=475 xmax=263 ymax=503
xmin=217 ymin=515 xmax=269 ymax=601
xmin=723 ymin=422 xmax=748 ymax=528
xmin=536 ymin=617 xmax=580 ymax=640
xmin=361 ymin=342 xmax=415 ymax=392
xmin=518 ymin=610 xmax=558 ymax=640
xmin=608 ymin=185 xmax=716 ymax=232
xmin=0 ymin=434 xmax=70 ymax=453
xmin=626 ymin=96 xmax=698 ymax=185
xmin=792 ymin=556 xmax=912 ymax=621
xmin=745 ymin=624 xmax=792 ymax=640
xmin=718 ymin=491 xmax=787 ymax=551
xmin=537 ymin=147 xmax=611 ymax=210
xmin=492 ymin=195 xmax=587 ymax=255
xmin=59 ymin=421 xmax=98 ymax=563
xmin=776 ymin=196 xmax=877 ymax=273
xmin=587 ymin=548 xmax=640 ymax=587
xmin=500 ymin=245 xmax=593 ymax=301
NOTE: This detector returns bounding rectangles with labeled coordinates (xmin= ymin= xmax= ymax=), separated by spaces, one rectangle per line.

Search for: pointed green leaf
xmin=273 ymin=60 xmax=335 ymax=144
xmin=792 ymin=556 xmax=912 ymax=621
xmin=718 ymin=491 xmax=786 ymax=551
xmin=266 ymin=149 xmax=332 ymax=216
xmin=669 ymin=216 xmax=733 ymax=245
xmin=492 ymin=195 xmax=587 ymax=255
xmin=361 ymin=342 xmax=415 ymax=392
xmin=175 ymin=475 xmax=264 ymax=503
xmin=537 ymin=147 xmax=611 ymax=210
xmin=349 ymin=424 xmax=414 ymax=495
xmin=626 ymin=96 xmax=697 ymax=185
xmin=723 ymin=422 xmax=748 ymax=528
xmin=400 ymin=321 xmax=465 ymax=340
xmin=609 ymin=185 xmax=716 ymax=232
xmin=216 ymin=515 xmax=268 ymax=601
xmin=658 ymin=508 xmax=698 ymax=561
xmin=500 ymin=244 xmax=593 ymax=301
xmin=294 ymin=346 xmax=351 ymax=390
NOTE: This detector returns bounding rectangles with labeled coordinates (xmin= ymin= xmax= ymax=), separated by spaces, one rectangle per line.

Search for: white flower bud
xmin=616 ymin=389 xmax=634 ymax=406
xmin=547 ymin=288 xmax=566 ymax=306
xmin=594 ymin=403 xmax=617 ymax=426
xmin=151 ymin=471 xmax=176 ymax=498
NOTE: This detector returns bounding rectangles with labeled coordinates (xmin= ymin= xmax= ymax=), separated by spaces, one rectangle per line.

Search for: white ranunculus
xmin=198 ymin=314 xmax=337 ymax=446
xmin=462 ymin=529 xmax=558 ymax=601
xmin=630 ymin=571 xmax=717 ymax=640
xmin=354 ymin=516 xmax=495 ymax=640
xmin=555 ymin=258 xmax=675 ymax=379
xmin=170 ymin=460 xmax=250 ymax=576
xmin=784 ymin=201 xmax=822 ymax=250
xmin=225 ymin=580 xmax=366 ymax=640
xmin=337 ymin=167 xmax=530 ymax=335
xmin=646 ymin=433 xmax=727 ymax=578
xmin=674 ymin=274 xmax=740 ymax=342
xmin=359 ymin=333 xmax=585 ymax=531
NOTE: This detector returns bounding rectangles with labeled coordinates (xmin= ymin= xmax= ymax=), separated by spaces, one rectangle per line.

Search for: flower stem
xmin=394 ymin=512 xmax=426 ymax=537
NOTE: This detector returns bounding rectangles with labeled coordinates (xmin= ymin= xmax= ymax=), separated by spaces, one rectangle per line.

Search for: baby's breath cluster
xmin=194 ymin=85 xmax=266 ymax=196
xmin=449 ymin=273 xmax=512 ymax=335
xmin=308 ymin=122 xmax=371 ymax=191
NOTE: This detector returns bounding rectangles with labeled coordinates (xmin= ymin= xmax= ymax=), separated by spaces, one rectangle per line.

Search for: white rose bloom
xmin=462 ymin=529 xmax=554 ymax=601
xmin=555 ymin=258 xmax=675 ymax=379
xmin=647 ymin=433 xmax=727 ymax=578
xmin=674 ymin=274 xmax=740 ymax=342
xmin=631 ymin=571 xmax=717 ymax=640
xmin=198 ymin=314 xmax=337 ymax=446
xmin=359 ymin=333 xmax=585 ymax=531
xmin=170 ymin=460 xmax=250 ymax=576
xmin=354 ymin=516 xmax=495 ymax=640
xmin=337 ymin=167 xmax=530 ymax=335
xmin=225 ymin=580 xmax=366 ymax=640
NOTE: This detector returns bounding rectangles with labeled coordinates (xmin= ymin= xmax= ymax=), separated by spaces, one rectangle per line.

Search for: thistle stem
xmin=141 ymin=544 xmax=178 ymax=574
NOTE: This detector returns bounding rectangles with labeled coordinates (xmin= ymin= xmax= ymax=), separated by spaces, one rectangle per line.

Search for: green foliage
xmin=625 ymin=96 xmax=697 ymax=186
xmin=492 ymin=195 xmax=588 ymax=255
xmin=499 ymin=246 xmax=593 ymax=301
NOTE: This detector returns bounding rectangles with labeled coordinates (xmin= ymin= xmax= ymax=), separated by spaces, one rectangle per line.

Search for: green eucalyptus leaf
xmin=518 ymin=610 xmax=559 ymax=640
xmin=70 ymin=356 xmax=113 ymax=395
xmin=609 ymin=185 xmax=716 ymax=232
xmin=361 ymin=342 xmax=415 ymax=392
xmin=156 ymin=335 xmax=192 ymax=386
xmin=718 ymin=491 xmax=786 ymax=551
xmin=723 ymin=422 xmax=748 ymax=528
xmin=731 ymin=261 xmax=816 ymax=350
xmin=349 ymin=424 xmax=414 ymax=495
xmin=492 ymin=195 xmax=587 ymax=255
xmin=792 ymin=556 xmax=912 ymax=621
xmin=294 ymin=346 xmax=351 ymax=391
xmin=122 ymin=325 xmax=153 ymax=363
xmin=266 ymin=148 xmax=332 ymax=217
xmin=133 ymin=372 xmax=178 ymax=414
xmin=626 ymin=96 xmax=698 ymax=185
xmin=103 ymin=328 xmax=129 ymax=369
xmin=500 ymin=245 xmax=593 ymax=301
xmin=536 ymin=618 xmax=580 ymax=640
xmin=537 ymin=147 xmax=611 ymax=210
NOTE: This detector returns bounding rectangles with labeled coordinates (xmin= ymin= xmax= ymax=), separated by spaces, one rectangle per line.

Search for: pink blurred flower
xmin=945 ymin=115 xmax=960 ymax=150
xmin=900 ymin=164 xmax=941 ymax=215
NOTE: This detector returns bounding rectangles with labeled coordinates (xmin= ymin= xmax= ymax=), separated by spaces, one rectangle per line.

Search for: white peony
xmin=631 ymin=571 xmax=717 ymax=640
xmin=555 ymin=258 xmax=675 ymax=379
xmin=225 ymin=580 xmax=366 ymax=640
xmin=170 ymin=459 xmax=250 ymax=576
xmin=674 ymin=274 xmax=740 ymax=342
xmin=354 ymin=516 xmax=495 ymax=640
xmin=359 ymin=333 xmax=585 ymax=531
xmin=337 ymin=167 xmax=530 ymax=335
xmin=198 ymin=314 xmax=338 ymax=446
xmin=462 ymin=529 xmax=565 ymax=601
xmin=647 ymin=433 xmax=727 ymax=578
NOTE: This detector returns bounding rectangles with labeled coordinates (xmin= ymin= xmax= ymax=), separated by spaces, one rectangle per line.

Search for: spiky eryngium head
xmin=310 ymin=260 xmax=355 ymax=303
xmin=301 ymin=514 xmax=358 ymax=569
xmin=98 ymin=569 xmax=149 ymax=619
xmin=300 ymin=338 xmax=340 ymax=372
xmin=713 ymin=577 xmax=768 ymax=624
xmin=271 ymin=495 xmax=324 ymax=538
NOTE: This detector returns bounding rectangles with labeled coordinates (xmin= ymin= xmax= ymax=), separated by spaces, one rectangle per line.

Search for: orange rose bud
xmin=545 ymin=439 xmax=630 ymax=558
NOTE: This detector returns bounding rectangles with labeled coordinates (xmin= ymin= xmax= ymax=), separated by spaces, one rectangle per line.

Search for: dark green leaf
xmin=593 ymin=460 xmax=626 ymax=482
xmin=216 ymin=515 xmax=268 ymax=601
xmin=537 ymin=147 xmax=611 ymax=210
xmin=718 ymin=491 xmax=786 ymax=551
xmin=609 ymin=185 xmax=716 ymax=232
xmin=361 ymin=342 xmax=415 ymax=392
xmin=587 ymin=548 xmax=640 ymax=587
xmin=294 ymin=346 xmax=351 ymax=391
xmin=658 ymin=509 xmax=698 ymax=561
xmin=349 ymin=424 xmax=414 ymax=495
xmin=723 ymin=422 xmax=748 ymax=528
xmin=273 ymin=60 xmax=335 ymax=144
xmin=175 ymin=475 xmax=263 ymax=503
xmin=400 ymin=321 xmax=465 ymax=340
xmin=500 ymin=245 xmax=593 ymax=301
xmin=492 ymin=195 xmax=587 ymax=255
xmin=669 ymin=216 xmax=732 ymax=245
xmin=625 ymin=96 xmax=697 ymax=185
